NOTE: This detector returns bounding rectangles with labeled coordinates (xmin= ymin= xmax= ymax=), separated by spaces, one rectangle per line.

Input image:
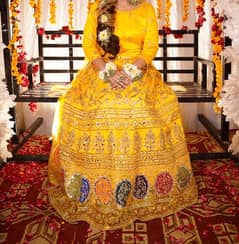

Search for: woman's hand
xmin=133 ymin=58 xmax=147 ymax=72
xmin=109 ymin=70 xmax=131 ymax=89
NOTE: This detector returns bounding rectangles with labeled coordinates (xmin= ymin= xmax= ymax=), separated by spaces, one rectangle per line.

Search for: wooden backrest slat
xmin=37 ymin=29 xmax=199 ymax=83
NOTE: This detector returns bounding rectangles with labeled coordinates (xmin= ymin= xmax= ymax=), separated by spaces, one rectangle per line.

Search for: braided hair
xmin=97 ymin=0 xmax=120 ymax=58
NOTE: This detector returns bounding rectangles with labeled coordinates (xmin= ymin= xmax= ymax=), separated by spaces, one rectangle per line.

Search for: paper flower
xmin=0 ymin=81 xmax=15 ymax=161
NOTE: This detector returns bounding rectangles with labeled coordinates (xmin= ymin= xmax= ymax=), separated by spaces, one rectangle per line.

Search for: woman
xmin=48 ymin=0 xmax=198 ymax=230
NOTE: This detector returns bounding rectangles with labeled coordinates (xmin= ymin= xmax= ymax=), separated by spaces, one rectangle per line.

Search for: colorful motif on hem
xmin=155 ymin=172 xmax=173 ymax=195
xmin=95 ymin=177 xmax=112 ymax=204
xmin=134 ymin=175 xmax=148 ymax=199
xmin=116 ymin=180 xmax=132 ymax=207
xmin=177 ymin=166 xmax=191 ymax=189
xmin=65 ymin=174 xmax=90 ymax=202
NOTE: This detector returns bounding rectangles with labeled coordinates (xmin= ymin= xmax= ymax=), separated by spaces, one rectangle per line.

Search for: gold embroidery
xmin=95 ymin=132 xmax=105 ymax=153
xmin=145 ymin=129 xmax=156 ymax=150
xmin=134 ymin=130 xmax=141 ymax=152
xmin=108 ymin=131 xmax=117 ymax=154
xmin=78 ymin=133 xmax=91 ymax=152
xmin=120 ymin=131 xmax=130 ymax=154
xmin=159 ymin=129 xmax=166 ymax=150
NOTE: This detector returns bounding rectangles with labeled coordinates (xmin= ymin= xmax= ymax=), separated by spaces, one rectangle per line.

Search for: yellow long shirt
xmin=82 ymin=1 xmax=159 ymax=65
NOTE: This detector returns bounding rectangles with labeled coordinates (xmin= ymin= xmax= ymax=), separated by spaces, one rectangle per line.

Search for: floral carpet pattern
xmin=0 ymin=132 xmax=239 ymax=244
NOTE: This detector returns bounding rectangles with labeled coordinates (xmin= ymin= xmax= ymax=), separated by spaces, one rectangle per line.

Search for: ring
xmin=119 ymin=76 xmax=125 ymax=81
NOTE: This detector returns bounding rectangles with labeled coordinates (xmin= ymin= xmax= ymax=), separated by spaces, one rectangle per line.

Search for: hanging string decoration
xmin=195 ymin=0 xmax=206 ymax=28
xmin=156 ymin=0 xmax=162 ymax=20
xmin=211 ymin=5 xmax=224 ymax=112
xmin=8 ymin=0 xmax=22 ymax=85
xmin=49 ymin=0 xmax=56 ymax=24
xmin=35 ymin=0 xmax=42 ymax=26
xmin=183 ymin=0 xmax=190 ymax=22
xmin=8 ymin=0 xmax=39 ymax=111
xmin=163 ymin=0 xmax=172 ymax=34
xmin=68 ymin=0 xmax=74 ymax=29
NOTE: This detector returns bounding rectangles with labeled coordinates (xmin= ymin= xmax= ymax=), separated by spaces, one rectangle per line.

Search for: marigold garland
xmin=34 ymin=0 xmax=42 ymax=26
xmin=9 ymin=0 xmax=39 ymax=111
xmin=8 ymin=0 xmax=21 ymax=85
xmin=156 ymin=0 xmax=162 ymax=20
xmin=164 ymin=0 xmax=172 ymax=28
xmin=68 ymin=0 xmax=74 ymax=29
xmin=29 ymin=0 xmax=35 ymax=8
xmin=49 ymin=0 xmax=56 ymax=24
xmin=211 ymin=6 xmax=224 ymax=112
xmin=183 ymin=0 xmax=190 ymax=22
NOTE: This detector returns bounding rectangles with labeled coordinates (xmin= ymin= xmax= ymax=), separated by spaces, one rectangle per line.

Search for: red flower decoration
xmin=75 ymin=34 xmax=80 ymax=39
xmin=19 ymin=63 xmax=28 ymax=74
xmin=21 ymin=76 xmax=30 ymax=87
xmin=28 ymin=102 xmax=38 ymax=112
xmin=18 ymin=51 xmax=27 ymax=62
xmin=37 ymin=27 xmax=45 ymax=35
xmin=162 ymin=26 xmax=171 ymax=35
xmin=62 ymin=26 xmax=73 ymax=35
xmin=32 ymin=64 xmax=39 ymax=76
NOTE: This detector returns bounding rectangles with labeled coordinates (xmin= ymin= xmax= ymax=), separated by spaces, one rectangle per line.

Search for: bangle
xmin=123 ymin=63 xmax=143 ymax=82
xmin=98 ymin=62 xmax=117 ymax=82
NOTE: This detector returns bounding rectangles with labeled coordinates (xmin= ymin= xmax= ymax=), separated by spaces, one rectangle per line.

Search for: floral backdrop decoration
xmin=215 ymin=0 xmax=239 ymax=155
xmin=0 ymin=77 xmax=15 ymax=162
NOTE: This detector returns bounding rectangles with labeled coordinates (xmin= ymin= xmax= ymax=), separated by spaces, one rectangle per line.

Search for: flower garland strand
xmin=34 ymin=0 xmax=42 ymax=26
xmin=8 ymin=0 xmax=21 ymax=85
xmin=68 ymin=0 xmax=74 ymax=29
xmin=195 ymin=0 xmax=206 ymax=28
xmin=163 ymin=0 xmax=172 ymax=34
xmin=49 ymin=0 xmax=56 ymax=24
xmin=156 ymin=0 xmax=162 ymax=20
xmin=211 ymin=6 xmax=224 ymax=112
xmin=183 ymin=0 xmax=190 ymax=22
xmin=9 ymin=0 xmax=39 ymax=111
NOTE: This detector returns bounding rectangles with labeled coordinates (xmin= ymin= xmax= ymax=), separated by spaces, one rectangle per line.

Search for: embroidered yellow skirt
xmin=48 ymin=62 xmax=198 ymax=230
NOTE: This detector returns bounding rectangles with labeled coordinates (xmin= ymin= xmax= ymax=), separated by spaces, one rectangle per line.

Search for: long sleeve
xmin=83 ymin=3 xmax=102 ymax=62
xmin=139 ymin=4 xmax=159 ymax=64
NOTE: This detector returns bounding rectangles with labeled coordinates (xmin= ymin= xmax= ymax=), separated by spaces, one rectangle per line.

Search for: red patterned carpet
xmin=0 ymin=132 xmax=239 ymax=244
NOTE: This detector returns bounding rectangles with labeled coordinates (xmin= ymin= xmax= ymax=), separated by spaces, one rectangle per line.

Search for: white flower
xmin=123 ymin=63 xmax=142 ymax=81
xmin=100 ymin=14 xmax=108 ymax=23
xmin=99 ymin=70 xmax=106 ymax=80
xmin=0 ymin=81 xmax=15 ymax=161
xmin=98 ymin=62 xmax=117 ymax=81
xmin=105 ymin=62 xmax=117 ymax=74
xmin=98 ymin=29 xmax=110 ymax=42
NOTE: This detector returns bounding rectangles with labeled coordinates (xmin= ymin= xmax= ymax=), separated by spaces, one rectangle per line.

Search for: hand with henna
xmin=109 ymin=70 xmax=131 ymax=89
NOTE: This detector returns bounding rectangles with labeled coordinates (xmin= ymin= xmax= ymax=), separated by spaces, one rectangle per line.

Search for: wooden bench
xmin=12 ymin=29 xmax=231 ymax=161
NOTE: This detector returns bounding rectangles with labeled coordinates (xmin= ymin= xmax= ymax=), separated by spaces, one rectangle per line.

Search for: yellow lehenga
xmin=48 ymin=1 xmax=198 ymax=230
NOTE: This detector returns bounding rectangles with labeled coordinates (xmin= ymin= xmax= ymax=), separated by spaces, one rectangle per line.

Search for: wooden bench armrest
xmin=194 ymin=56 xmax=214 ymax=66
xmin=194 ymin=56 xmax=216 ymax=90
